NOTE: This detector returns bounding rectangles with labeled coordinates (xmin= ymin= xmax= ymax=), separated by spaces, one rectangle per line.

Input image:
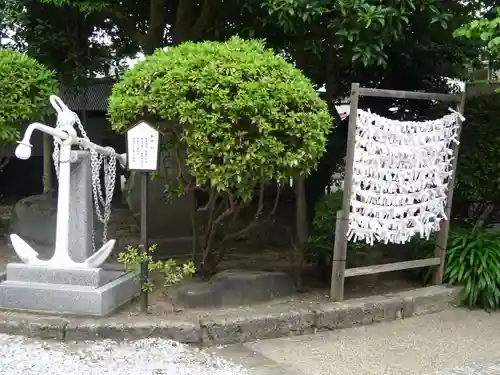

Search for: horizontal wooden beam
xmin=357 ymin=87 xmax=461 ymax=102
xmin=344 ymin=257 xmax=440 ymax=278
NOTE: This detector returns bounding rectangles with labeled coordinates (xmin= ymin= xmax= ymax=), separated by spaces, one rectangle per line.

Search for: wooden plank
xmin=344 ymin=257 xmax=441 ymax=278
xmin=358 ymin=87 xmax=461 ymax=102
xmin=330 ymin=83 xmax=360 ymax=301
xmin=340 ymin=83 xmax=360 ymax=223
xmin=434 ymin=88 xmax=467 ymax=284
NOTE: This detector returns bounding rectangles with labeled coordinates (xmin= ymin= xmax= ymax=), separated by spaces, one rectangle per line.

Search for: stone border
xmin=0 ymin=285 xmax=462 ymax=346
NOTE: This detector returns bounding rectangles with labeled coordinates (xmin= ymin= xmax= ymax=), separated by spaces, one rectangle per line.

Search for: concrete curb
xmin=0 ymin=285 xmax=462 ymax=346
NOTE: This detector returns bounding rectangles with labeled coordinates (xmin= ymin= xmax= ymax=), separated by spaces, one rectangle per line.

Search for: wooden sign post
xmin=126 ymin=121 xmax=160 ymax=313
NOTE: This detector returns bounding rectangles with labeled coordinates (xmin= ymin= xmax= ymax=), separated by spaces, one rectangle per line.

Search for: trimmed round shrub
xmin=0 ymin=49 xmax=58 ymax=143
xmin=108 ymin=37 xmax=331 ymax=200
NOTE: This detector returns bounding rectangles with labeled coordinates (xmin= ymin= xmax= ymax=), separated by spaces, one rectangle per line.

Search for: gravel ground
xmin=0 ymin=334 xmax=250 ymax=375
xmin=1 ymin=332 xmax=500 ymax=375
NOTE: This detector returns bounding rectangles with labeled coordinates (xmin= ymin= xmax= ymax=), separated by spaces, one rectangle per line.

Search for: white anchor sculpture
xmin=10 ymin=95 xmax=127 ymax=268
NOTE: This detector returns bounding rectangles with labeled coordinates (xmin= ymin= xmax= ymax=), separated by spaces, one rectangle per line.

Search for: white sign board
xmin=126 ymin=121 xmax=160 ymax=171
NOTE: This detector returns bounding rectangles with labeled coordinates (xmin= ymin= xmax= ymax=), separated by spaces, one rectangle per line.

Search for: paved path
xmin=1 ymin=308 xmax=500 ymax=375
xmin=209 ymin=309 xmax=500 ymax=375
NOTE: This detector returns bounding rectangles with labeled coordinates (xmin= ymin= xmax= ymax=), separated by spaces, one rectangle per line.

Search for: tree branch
xmin=201 ymin=191 xmax=236 ymax=266
xmin=0 ymin=156 xmax=10 ymax=173
xmin=107 ymin=0 xmax=167 ymax=54
xmin=145 ymin=0 xmax=167 ymax=54
xmin=174 ymin=144 xmax=189 ymax=186
xmin=220 ymin=183 xmax=281 ymax=244
xmin=106 ymin=9 xmax=148 ymax=48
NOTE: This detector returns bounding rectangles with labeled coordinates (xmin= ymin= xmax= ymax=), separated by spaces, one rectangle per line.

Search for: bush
xmin=0 ymin=49 xmax=58 ymax=144
xmin=109 ymin=37 xmax=331 ymax=274
xmin=108 ymin=37 xmax=331 ymax=201
xmin=444 ymin=229 xmax=500 ymax=310
xmin=411 ymin=226 xmax=500 ymax=311
xmin=454 ymin=93 xmax=500 ymax=223
xmin=306 ymin=191 xmax=378 ymax=270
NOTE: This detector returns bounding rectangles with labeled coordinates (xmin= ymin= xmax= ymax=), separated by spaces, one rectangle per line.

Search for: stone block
xmin=359 ymin=295 xmax=405 ymax=322
xmin=387 ymin=285 xmax=462 ymax=318
xmin=175 ymin=269 xmax=297 ymax=309
xmin=64 ymin=319 xmax=201 ymax=343
xmin=6 ymin=263 xmax=111 ymax=287
xmin=24 ymin=318 xmax=69 ymax=340
xmin=314 ymin=295 xmax=405 ymax=331
xmin=201 ymin=307 xmax=315 ymax=345
xmin=0 ymin=315 xmax=68 ymax=340
xmin=314 ymin=301 xmax=365 ymax=330
xmin=0 ymin=270 xmax=139 ymax=316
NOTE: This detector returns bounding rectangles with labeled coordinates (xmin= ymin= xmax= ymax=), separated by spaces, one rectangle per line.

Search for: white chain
xmin=52 ymin=111 xmax=117 ymax=252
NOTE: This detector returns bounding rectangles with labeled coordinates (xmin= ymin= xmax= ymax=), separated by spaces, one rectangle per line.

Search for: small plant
xmin=306 ymin=191 xmax=378 ymax=271
xmin=117 ymin=244 xmax=196 ymax=292
xmin=444 ymin=229 xmax=500 ymax=311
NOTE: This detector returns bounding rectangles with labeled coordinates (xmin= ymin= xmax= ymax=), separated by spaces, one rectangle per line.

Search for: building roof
xmin=59 ymin=81 xmax=115 ymax=112
xmin=59 ymin=81 xmax=346 ymax=112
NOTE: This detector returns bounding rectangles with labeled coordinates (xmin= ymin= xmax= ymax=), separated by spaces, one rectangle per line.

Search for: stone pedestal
xmin=0 ymin=263 xmax=139 ymax=316
xmin=174 ymin=269 xmax=297 ymax=309
xmin=3 ymin=150 xmax=139 ymax=316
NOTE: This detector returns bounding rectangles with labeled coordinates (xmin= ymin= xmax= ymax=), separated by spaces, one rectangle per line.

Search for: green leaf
xmin=108 ymin=37 xmax=331 ymax=203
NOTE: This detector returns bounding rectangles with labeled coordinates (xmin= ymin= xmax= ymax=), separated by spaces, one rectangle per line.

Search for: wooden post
xmin=330 ymin=83 xmax=360 ymax=301
xmin=126 ymin=121 xmax=160 ymax=314
xmin=330 ymin=210 xmax=349 ymax=300
xmin=433 ymin=88 xmax=467 ymax=284
xmin=140 ymin=172 xmax=149 ymax=312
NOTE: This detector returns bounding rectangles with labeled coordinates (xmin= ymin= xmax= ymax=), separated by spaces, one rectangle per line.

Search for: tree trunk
xmin=171 ymin=0 xmax=212 ymax=45
xmin=295 ymin=176 xmax=307 ymax=291
xmin=143 ymin=0 xmax=167 ymax=54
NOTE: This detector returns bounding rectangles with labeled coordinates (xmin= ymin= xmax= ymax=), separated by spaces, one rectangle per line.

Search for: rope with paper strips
xmin=347 ymin=108 xmax=465 ymax=245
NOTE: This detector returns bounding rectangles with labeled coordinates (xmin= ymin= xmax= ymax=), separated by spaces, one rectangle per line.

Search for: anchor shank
xmin=68 ymin=151 xmax=94 ymax=262
xmin=52 ymin=141 xmax=73 ymax=264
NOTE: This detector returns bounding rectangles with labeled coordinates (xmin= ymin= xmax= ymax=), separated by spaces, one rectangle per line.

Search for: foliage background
xmin=0 ymin=49 xmax=57 ymax=144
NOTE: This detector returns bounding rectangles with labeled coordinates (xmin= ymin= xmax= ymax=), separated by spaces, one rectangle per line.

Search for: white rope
xmin=347 ymin=109 xmax=464 ymax=245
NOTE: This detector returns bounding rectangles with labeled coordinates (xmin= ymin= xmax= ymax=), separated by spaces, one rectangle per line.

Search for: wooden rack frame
xmin=330 ymin=83 xmax=467 ymax=301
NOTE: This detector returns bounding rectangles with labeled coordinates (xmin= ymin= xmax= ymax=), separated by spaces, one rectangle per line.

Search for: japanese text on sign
xmin=126 ymin=121 xmax=160 ymax=171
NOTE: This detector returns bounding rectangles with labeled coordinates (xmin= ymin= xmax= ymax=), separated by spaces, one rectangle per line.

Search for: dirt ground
xmin=0 ymin=203 xmax=423 ymax=316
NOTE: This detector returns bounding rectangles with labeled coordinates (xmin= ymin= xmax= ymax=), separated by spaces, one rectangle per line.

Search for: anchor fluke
xmin=83 ymin=240 xmax=116 ymax=268
xmin=10 ymin=234 xmax=41 ymax=265
xmin=10 ymin=234 xmax=116 ymax=268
